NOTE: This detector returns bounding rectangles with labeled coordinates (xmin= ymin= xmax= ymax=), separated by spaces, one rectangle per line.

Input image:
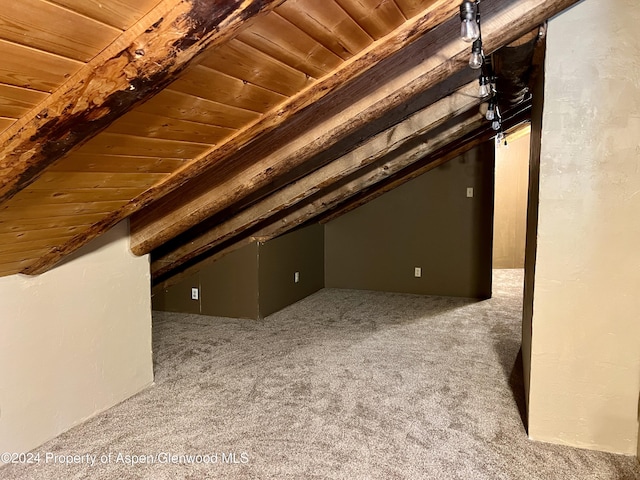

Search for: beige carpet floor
xmin=2 ymin=270 xmax=639 ymax=479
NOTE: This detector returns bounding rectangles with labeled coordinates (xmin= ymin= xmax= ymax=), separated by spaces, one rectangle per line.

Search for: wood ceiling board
xmin=0 ymin=259 xmax=39 ymax=277
xmin=105 ymin=110 xmax=235 ymax=145
xmin=276 ymin=0 xmax=373 ymax=60
xmin=0 ymin=0 xmax=122 ymax=62
xmin=152 ymin=82 xmax=480 ymax=275
xmin=138 ymin=90 xmax=261 ymax=130
xmin=169 ymin=65 xmax=287 ymax=113
xmin=0 ymin=39 xmax=83 ymax=92
xmin=0 ymin=118 xmax=15 ymax=134
xmin=334 ymin=0 xmax=405 ymax=40
xmin=0 ymin=84 xmax=48 ymax=118
xmin=50 ymin=0 xmax=164 ymax=30
xmin=8 ymin=188 xmax=146 ymax=205
xmin=130 ymin=0 xmax=462 ymax=254
xmin=0 ymin=237 xmax=76 ymax=256
xmin=0 ymin=225 xmax=92 ymax=243
xmin=0 ymin=201 xmax=129 ymax=220
xmin=75 ymin=133 xmax=211 ymax=159
xmin=0 ymin=250 xmax=53 ymax=266
xmin=237 ymin=12 xmax=343 ymax=79
xmin=0 ymin=0 xmax=282 ymax=205
xmin=0 ymin=214 xmax=109 ymax=234
xmin=394 ymin=0 xmax=438 ymax=19
xmin=198 ymin=39 xmax=314 ymax=97
xmin=49 ymin=154 xmax=186 ymax=174
xmin=27 ymin=171 xmax=168 ymax=190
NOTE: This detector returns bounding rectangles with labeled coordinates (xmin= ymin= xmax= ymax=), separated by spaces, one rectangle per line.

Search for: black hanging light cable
xmin=460 ymin=0 xmax=504 ymax=135
xmin=460 ymin=1 xmax=484 ymax=70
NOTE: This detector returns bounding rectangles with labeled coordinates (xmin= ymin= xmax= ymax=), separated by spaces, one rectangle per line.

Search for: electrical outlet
xmin=294 ymin=271 xmax=300 ymax=283
xmin=414 ymin=267 xmax=422 ymax=278
xmin=191 ymin=287 xmax=199 ymax=300
xmin=466 ymin=187 xmax=474 ymax=198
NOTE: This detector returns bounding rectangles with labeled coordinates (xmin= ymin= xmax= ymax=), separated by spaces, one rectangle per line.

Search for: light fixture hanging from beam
xmin=459 ymin=0 xmax=503 ymax=134
xmin=459 ymin=1 xmax=480 ymax=43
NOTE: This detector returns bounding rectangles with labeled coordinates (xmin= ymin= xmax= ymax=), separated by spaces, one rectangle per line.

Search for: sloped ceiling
xmin=0 ymin=0 xmax=578 ymax=281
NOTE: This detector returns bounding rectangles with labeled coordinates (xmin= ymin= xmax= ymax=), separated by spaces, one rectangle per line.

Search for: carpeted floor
xmin=2 ymin=270 xmax=639 ymax=479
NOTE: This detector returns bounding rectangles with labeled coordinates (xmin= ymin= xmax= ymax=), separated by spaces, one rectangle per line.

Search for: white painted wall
xmin=0 ymin=220 xmax=153 ymax=455
xmin=527 ymin=0 xmax=640 ymax=455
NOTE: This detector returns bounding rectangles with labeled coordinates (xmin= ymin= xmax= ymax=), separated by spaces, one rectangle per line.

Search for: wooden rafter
xmin=131 ymin=0 xmax=461 ymax=253
xmin=0 ymin=0 xmax=283 ymax=204
xmin=251 ymin=112 xmax=488 ymax=243
xmin=319 ymin=103 xmax=533 ymax=225
xmin=23 ymin=0 xmax=462 ymax=275
xmin=151 ymin=81 xmax=481 ymax=277
xmin=154 ymin=108 xmax=488 ymax=286
xmin=23 ymin=0 xmax=580 ymax=277
xmin=130 ymin=0 xmax=580 ymax=259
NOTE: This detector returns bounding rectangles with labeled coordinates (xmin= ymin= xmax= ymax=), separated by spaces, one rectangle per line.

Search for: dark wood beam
xmin=130 ymin=0 xmax=462 ymax=255
xmin=251 ymin=113 xmax=488 ymax=244
xmin=319 ymin=103 xmax=533 ymax=224
xmin=24 ymin=0 xmax=462 ymax=275
xmin=151 ymin=81 xmax=481 ymax=277
xmin=0 ymin=0 xmax=283 ymax=204
xmin=130 ymin=0 xmax=581 ymax=257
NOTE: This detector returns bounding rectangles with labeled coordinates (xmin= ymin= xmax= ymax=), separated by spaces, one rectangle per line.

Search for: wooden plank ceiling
xmin=0 ymin=0 xmax=579 ymax=280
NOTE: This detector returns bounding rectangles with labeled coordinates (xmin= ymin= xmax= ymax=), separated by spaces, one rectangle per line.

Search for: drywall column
xmin=527 ymin=0 xmax=640 ymax=454
xmin=0 ymin=221 xmax=153 ymax=455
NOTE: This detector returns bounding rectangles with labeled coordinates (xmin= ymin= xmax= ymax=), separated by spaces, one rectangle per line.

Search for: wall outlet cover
xmin=414 ymin=267 xmax=422 ymax=277
xmin=294 ymin=271 xmax=300 ymax=283
xmin=191 ymin=287 xmax=199 ymax=300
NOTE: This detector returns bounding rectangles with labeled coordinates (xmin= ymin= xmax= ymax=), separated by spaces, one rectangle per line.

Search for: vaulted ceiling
xmin=0 ymin=0 xmax=578 ymax=281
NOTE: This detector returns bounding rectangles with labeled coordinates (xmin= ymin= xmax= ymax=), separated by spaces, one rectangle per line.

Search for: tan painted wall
xmin=527 ymin=0 xmax=640 ymax=455
xmin=325 ymin=143 xmax=494 ymax=298
xmin=493 ymin=128 xmax=530 ymax=269
xmin=152 ymin=272 xmax=201 ymax=315
xmin=201 ymin=243 xmax=259 ymax=320
xmin=259 ymin=224 xmax=324 ymax=318
xmin=153 ymin=224 xmax=324 ymax=319
xmin=0 ymin=221 xmax=153 ymax=456
xmin=151 ymin=243 xmax=259 ymax=319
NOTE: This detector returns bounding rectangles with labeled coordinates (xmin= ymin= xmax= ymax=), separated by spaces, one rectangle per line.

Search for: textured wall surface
xmin=0 ymin=221 xmax=153 ymax=455
xmin=528 ymin=0 xmax=640 ymax=455
xmin=259 ymin=224 xmax=324 ymax=318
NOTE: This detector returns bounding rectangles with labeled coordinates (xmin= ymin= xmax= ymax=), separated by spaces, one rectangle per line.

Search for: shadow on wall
xmin=494 ymin=336 xmax=528 ymax=432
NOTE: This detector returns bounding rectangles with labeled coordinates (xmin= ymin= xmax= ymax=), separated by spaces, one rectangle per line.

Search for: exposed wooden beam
xmin=0 ymin=0 xmax=283 ymax=204
xmin=25 ymin=0 xmax=462 ymax=275
xmin=155 ymin=108 xmax=488 ymax=285
xmin=252 ymin=113 xmax=488 ymax=244
xmin=153 ymin=108 xmax=486 ymax=288
xmin=152 ymin=108 xmax=531 ymax=287
xmin=131 ymin=0 xmax=581 ymax=258
xmin=151 ymin=81 xmax=481 ymax=277
xmin=320 ymin=103 xmax=533 ymax=224
xmin=131 ymin=0 xmax=461 ymax=254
